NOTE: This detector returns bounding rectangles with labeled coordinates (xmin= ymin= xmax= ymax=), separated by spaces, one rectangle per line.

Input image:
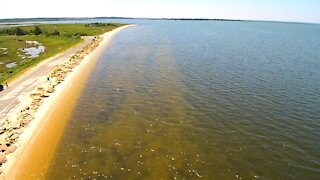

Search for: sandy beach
xmin=0 ymin=25 xmax=134 ymax=179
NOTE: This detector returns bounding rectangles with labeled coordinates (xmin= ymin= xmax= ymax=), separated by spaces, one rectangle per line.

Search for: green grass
xmin=0 ymin=23 xmax=124 ymax=37
xmin=0 ymin=35 xmax=82 ymax=83
xmin=37 ymin=23 xmax=123 ymax=36
xmin=0 ymin=23 xmax=125 ymax=83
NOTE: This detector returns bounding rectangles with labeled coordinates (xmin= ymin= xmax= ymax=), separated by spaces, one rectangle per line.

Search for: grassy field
xmin=16 ymin=23 xmax=123 ymax=36
xmin=0 ymin=36 xmax=82 ymax=82
xmin=0 ymin=23 xmax=124 ymax=83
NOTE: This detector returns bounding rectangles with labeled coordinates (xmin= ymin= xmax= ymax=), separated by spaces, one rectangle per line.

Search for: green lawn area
xmin=0 ymin=23 xmax=125 ymax=83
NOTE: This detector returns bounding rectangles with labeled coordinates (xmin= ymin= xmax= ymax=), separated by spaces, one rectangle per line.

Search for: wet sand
xmin=3 ymin=25 xmax=134 ymax=179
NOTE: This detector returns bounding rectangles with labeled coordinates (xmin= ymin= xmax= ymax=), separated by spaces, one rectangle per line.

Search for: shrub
xmin=63 ymin=34 xmax=72 ymax=38
xmin=85 ymin=23 xmax=107 ymax=27
xmin=44 ymin=31 xmax=50 ymax=37
xmin=74 ymin=32 xmax=87 ymax=36
xmin=15 ymin=27 xmax=26 ymax=36
xmin=51 ymin=30 xmax=60 ymax=36
xmin=34 ymin=26 xmax=42 ymax=35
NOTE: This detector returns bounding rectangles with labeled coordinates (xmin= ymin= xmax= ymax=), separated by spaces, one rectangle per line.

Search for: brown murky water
xmin=46 ymin=40 xmax=211 ymax=179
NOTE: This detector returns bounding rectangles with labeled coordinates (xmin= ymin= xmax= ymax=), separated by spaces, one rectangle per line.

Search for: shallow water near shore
xmin=43 ymin=21 xmax=320 ymax=179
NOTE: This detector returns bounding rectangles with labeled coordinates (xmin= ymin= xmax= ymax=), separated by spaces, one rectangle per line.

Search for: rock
xmin=0 ymin=153 xmax=7 ymax=164
xmin=11 ymin=121 xmax=21 ymax=129
xmin=5 ymin=145 xmax=17 ymax=155
xmin=0 ymin=127 xmax=5 ymax=135
xmin=20 ymin=106 xmax=30 ymax=113
xmin=0 ymin=144 xmax=7 ymax=152
xmin=47 ymin=86 xmax=54 ymax=93
xmin=16 ymin=129 xmax=24 ymax=134
xmin=5 ymin=141 xmax=13 ymax=147
xmin=41 ymin=94 xmax=50 ymax=98
xmin=21 ymin=117 xmax=32 ymax=127
xmin=8 ymin=132 xmax=15 ymax=138
xmin=9 ymin=133 xmax=19 ymax=141
xmin=27 ymin=114 xmax=34 ymax=120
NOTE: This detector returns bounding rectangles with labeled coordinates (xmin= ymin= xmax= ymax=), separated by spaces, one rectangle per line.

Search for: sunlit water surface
xmin=45 ymin=20 xmax=320 ymax=179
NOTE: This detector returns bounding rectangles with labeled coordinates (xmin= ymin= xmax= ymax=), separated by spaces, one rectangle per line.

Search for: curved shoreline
xmin=1 ymin=25 xmax=135 ymax=179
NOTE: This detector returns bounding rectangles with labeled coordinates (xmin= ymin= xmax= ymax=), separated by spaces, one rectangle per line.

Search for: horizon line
xmin=0 ymin=16 xmax=319 ymax=25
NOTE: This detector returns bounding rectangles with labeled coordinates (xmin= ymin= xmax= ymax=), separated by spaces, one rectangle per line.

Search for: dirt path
xmin=0 ymin=37 xmax=94 ymax=122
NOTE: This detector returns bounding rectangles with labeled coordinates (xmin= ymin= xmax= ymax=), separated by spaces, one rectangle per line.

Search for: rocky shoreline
xmin=0 ymin=35 xmax=104 ymax=173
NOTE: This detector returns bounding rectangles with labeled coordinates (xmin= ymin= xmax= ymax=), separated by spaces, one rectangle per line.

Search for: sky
xmin=0 ymin=0 xmax=319 ymax=23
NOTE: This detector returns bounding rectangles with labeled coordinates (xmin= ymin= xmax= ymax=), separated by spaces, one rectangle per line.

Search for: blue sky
xmin=0 ymin=0 xmax=319 ymax=23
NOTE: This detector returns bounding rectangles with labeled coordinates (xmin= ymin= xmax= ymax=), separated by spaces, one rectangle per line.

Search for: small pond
xmin=21 ymin=46 xmax=45 ymax=58
xmin=5 ymin=62 xmax=17 ymax=68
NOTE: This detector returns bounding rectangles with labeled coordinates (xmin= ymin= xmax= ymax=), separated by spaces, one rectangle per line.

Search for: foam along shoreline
xmin=1 ymin=25 xmax=135 ymax=179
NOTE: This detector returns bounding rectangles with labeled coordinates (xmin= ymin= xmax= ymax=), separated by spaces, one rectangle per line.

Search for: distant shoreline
xmin=0 ymin=17 xmax=318 ymax=25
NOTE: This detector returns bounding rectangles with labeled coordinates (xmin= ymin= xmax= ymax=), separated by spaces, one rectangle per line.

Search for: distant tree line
xmin=85 ymin=22 xmax=116 ymax=27
xmin=0 ymin=27 xmax=26 ymax=36
xmin=0 ymin=26 xmax=44 ymax=36
xmin=44 ymin=30 xmax=60 ymax=36
xmin=0 ymin=26 xmax=64 ymax=37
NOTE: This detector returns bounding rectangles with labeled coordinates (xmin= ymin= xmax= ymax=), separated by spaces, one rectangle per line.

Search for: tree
xmin=51 ymin=30 xmax=60 ymax=36
xmin=34 ymin=26 xmax=42 ymax=35
xmin=15 ymin=27 xmax=25 ymax=36
xmin=44 ymin=32 xmax=50 ymax=37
